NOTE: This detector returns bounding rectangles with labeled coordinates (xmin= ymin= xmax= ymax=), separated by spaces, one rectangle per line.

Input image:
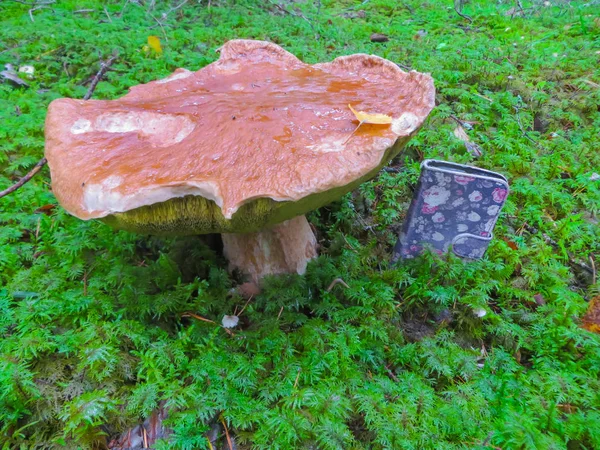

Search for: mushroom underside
xmin=99 ymin=137 xmax=409 ymax=281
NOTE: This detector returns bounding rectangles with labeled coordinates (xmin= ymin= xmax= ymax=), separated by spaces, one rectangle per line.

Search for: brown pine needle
xmin=220 ymin=415 xmax=233 ymax=450
xmin=181 ymin=312 xmax=216 ymax=324
xmin=293 ymin=368 xmax=301 ymax=389
xmin=237 ymin=295 xmax=253 ymax=317
xmin=327 ymin=278 xmax=350 ymax=292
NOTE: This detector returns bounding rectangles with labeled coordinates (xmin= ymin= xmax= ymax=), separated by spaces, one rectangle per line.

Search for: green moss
xmin=1 ymin=1 xmax=599 ymax=449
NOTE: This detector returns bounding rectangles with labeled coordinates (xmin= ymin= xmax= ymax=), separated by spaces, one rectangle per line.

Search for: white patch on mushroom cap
xmin=392 ymin=112 xmax=420 ymax=135
xmin=71 ymin=112 xmax=195 ymax=147
xmin=156 ymin=69 xmax=192 ymax=84
xmin=102 ymin=175 xmax=123 ymax=189
xmin=71 ymin=119 xmax=92 ymax=134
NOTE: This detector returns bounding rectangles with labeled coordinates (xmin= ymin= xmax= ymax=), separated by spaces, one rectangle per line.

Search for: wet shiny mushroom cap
xmin=45 ymin=39 xmax=435 ymax=234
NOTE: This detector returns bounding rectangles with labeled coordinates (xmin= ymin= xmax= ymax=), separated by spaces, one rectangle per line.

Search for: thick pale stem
xmin=221 ymin=215 xmax=318 ymax=283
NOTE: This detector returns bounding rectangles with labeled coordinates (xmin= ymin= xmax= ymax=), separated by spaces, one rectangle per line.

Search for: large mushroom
xmin=45 ymin=40 xmax=435 ymax=282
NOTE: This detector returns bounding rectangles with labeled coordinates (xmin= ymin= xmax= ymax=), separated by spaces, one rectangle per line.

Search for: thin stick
xmin=277 ymin=306 xmax=284 ymax=320
xmin=164 ymin=0 xmax=188 ymax=16
xmin=142 ymin=427 xmax=148 ymax=448
xmin=83 ymin=53 xmax=118 ymax=100
xmin=590 ymin=255 xmax=596 ymax=285
xmin=220 ymin=415 xmax=233 ymax=450
xmin=0 ymin=157 xmax=47 ymax=199
xmin=149 ymin=14 xmax=169 ymax=42
xmin=385 ymin=364 xmax=399 ymax=382
xmin=454 ymin=4 xmax=472 ymax=23
xmin=237 ymin=296 xmax=253 ymax=317
xmin=103 ymin=5 xmax=112 ymax=22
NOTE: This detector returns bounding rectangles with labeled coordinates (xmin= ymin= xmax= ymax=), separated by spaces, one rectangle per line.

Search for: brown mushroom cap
xmin=45 ymin=40 xmax=435 ymax=234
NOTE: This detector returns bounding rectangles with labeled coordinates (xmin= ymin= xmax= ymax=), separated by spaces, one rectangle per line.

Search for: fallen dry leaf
xmin=581 ymin=296 xmax=600 ymax=334
xmin=34 ymin=204 xmax=56 ymax=215
xmin=370 ymin=33 xmax=389 ymax=43
xmin=348 ymin=104 xmax=393 ymax=125
xmin=108 ymin=402 xmax=170 ymax=449
xmin=344 ymin=104 xmax=393 ymax=144
xmin=1 ymin=65 xmax=29 ymax=87
xmin=148 ymin=35 xmax=163 ymax=54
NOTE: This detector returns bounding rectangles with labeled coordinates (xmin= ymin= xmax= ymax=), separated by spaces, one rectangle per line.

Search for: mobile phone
xmin=392 ymin=159 xmax=509 ymax=261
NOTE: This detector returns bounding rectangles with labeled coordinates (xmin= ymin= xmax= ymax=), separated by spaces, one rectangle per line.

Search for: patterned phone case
xmin=393 ymin=159 xmax=509 ymax=261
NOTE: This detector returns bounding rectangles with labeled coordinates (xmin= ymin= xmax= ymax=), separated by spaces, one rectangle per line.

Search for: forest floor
xmin=1 ymin=0 xmax=599 ymax=449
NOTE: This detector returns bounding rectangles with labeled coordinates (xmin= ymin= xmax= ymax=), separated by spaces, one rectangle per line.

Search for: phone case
xmin=392 ymin=159 xmax=509 ymax=261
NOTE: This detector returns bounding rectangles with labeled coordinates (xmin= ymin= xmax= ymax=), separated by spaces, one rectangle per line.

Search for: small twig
xmin=513 ymin=106 xmax=538 ymax=146
xmin=482 ymin=431 xmax=494 ymax=445
xmin=473 ymin=91 xmax=493 ymax=102
xmin=7 ymin=0 xmax=55 ymax=4
xmin=220 ymin=415 xmax=233 ymax=450
xmin=142 ymin=427 xmax=148 ymax=448
xmin=385 ymin=364 xmax=399 ymax=382
xmin=590 ymin=255 xmax=597 ymax=285
xmin=103 ymin=5 xmax=112 ymax=22
xmin=149 ymin=14 xmax=169 ymax=42
xmin=237 ymin=296 xmax=253 ymax=317
xmin=277 ymin=306 xmax=284 ymax=320
xmin=29 ymin=5 xmax=52 ymax=22
xmin=164 ymin=0 xmax=188 ymax=16
xmin=395 ymin=61 xmax=412 ymax=71
xmin=0 ymin=158 xmax=47 ymax=199
xmin=454 ymin=3 xmax=473 ymax=23
xmin=84 ymin=53 xmax=118 ymax=100
xmin=517 ymin=0 xmax=525 ymax=14
xmin=271 ymin=1 xmax=317 ymax=35
xmin=73 ymin=8 xmax=94 ymax=13
xmin=326 ymin=278 xmax=350 ymax=292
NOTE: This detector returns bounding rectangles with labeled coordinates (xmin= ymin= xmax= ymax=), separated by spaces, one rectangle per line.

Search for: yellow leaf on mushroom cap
xmin=348 ymin=104 xmax=393 ymax=125
xmin=148 ymin=36 xmax=163 ymax=54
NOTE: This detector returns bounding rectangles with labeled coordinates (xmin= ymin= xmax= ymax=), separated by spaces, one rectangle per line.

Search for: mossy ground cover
xmin=1 ymin=0 xmax=600 ymax=448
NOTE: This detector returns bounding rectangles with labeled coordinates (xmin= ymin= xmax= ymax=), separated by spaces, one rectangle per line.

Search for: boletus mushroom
xmin=45 ymin=40 xmax=435 ymax=283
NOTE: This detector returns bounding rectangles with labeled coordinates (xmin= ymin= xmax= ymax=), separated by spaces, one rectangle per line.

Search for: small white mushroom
xmin=222 ymin=315 xmax=239 ymax=328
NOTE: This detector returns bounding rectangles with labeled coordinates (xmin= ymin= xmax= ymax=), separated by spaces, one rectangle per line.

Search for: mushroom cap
xmin=45 ymin=40 xmax=435 ymax=234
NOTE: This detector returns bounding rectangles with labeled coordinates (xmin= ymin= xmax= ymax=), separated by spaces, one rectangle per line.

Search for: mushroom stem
xmin=221 ymin=215 xmax=318 ymax=283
